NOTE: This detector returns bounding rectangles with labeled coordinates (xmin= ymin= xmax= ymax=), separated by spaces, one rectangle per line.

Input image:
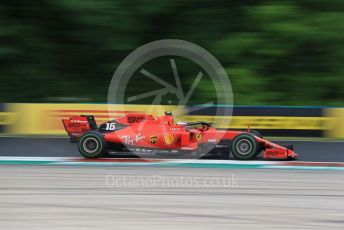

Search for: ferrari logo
xmin=196 ymin=133 xmax=202 ymax=140
xmin=150 ymin=136 xmax=157 ymax=144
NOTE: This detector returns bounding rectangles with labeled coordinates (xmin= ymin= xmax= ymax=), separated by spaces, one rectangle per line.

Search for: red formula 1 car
xmin=62 ymin=112 xmax=298 ymax=160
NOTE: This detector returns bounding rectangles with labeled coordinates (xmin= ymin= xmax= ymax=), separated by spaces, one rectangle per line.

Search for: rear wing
xmin=81 ymin=115 xmax=97 ymax=130
xmin=62 ymin=115 xmax=97 ymax=141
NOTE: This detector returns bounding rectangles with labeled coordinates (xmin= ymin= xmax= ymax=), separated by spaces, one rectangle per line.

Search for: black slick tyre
xmin=250 ymin=130 xmax=262 ymax=138
xmin=231 ymin=133 xmax=258 ymax=160
xmin=78 ymin=131 xmax=106 ymax=158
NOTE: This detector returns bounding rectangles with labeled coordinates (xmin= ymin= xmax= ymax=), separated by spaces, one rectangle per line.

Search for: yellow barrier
xmin=325 ymin=108 xmax=344 ymax=138
xmin=6 ymin=103 xmax=184 ymax=135
xmin=0 ymin=112 xmax=18 ymax=125
xmin=2 ymin=103 xmax=341 ymax=137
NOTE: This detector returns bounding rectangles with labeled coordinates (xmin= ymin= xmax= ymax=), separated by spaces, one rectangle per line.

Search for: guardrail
xmin=0 ymin=103 xmax=342 ymax=138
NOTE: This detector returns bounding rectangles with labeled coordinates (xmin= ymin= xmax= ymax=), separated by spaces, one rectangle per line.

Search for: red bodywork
xmin=62 ymin=113 xmax=298 ymax=160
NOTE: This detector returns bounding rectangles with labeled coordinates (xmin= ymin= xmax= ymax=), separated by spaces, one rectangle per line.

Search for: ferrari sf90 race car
xmin=62 ymin=112 xmax=298 ymax=160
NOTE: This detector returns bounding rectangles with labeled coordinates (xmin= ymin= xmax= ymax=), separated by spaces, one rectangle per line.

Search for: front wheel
xmin=249 ymin=130 xmax=262 ymax=138
xmin=78 ymin=131 xmax=107 ymax=158
xmin=230 ymin=134 xmax=258 ymax=160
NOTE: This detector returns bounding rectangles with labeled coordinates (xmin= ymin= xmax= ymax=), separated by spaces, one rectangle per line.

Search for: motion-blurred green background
xmin=0 ymin=0 xmax=343 ymax=105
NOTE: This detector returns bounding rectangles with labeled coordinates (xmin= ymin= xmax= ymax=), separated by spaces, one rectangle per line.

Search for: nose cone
xmin=287 ymin=149 xmax=298 ymax=160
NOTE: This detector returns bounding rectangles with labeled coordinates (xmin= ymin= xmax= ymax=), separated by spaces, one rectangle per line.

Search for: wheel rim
xmin=236 ymin=139 xmax=252 ymax=155
xmin=82 ymin=137 xmax=99 ymax=154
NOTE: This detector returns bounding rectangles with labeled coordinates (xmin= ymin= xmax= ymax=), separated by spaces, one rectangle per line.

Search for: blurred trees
xmin=0 ymin=0 xmax=343 ymax=105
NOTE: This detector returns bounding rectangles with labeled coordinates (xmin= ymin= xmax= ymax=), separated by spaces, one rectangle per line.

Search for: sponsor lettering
xmin=121 ymin=134 xmax=145 ymax=145
xmin=181 ymin=147 xmax=194 ymax=150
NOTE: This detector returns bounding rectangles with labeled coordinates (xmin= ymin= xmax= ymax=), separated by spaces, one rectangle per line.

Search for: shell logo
xmin=150 ymin=136 xmax=158 ymax=144
xmin=163 ymin=133 xmax=176 ymax=145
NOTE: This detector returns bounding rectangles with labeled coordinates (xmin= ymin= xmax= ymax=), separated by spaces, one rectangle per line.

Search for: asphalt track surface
xmin=0 ymin=137 xmax=344 ymax=230
xmin=0 ymin=165 xmax=344 ymax=229
xmin=1 ymin=137 xmax=344 ymax=229
xmin=0 ymin=137 xmax=344 ymax=162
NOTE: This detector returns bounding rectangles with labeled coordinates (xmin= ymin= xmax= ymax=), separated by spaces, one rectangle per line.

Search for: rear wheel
xmin=78 ymin=131 xmax=107 ymax=158
xmin=231 ymin=134 xmax=258 ymax=160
